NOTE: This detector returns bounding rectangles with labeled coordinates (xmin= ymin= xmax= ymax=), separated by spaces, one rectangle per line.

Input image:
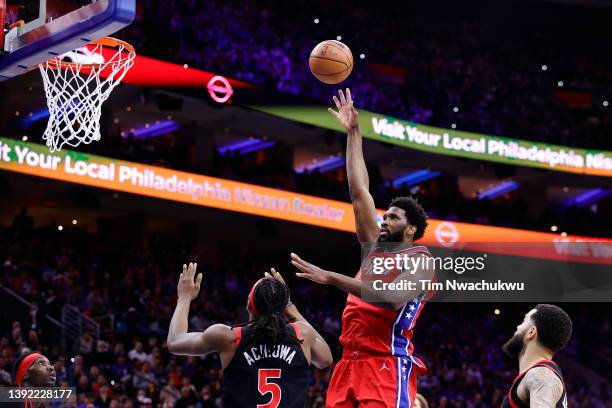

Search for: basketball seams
xmin=309 ymin=55 xmax=350 ymax=75
xmin=327 ymin=42 xmax=354 ymax=69
xmin=310 ymin=43 xmax=353 ymax=68
xmin=309 ymin=55 xmax=349 ymax=68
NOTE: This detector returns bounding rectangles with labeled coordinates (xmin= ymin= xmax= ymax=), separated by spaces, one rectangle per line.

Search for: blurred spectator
xmin=78 ymin=331 xmax=95 ymax=355
xmin=127 ymin=341 xmax=149 ymax=363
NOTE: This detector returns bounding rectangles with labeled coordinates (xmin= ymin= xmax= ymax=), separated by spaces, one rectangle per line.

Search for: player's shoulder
xmin=205 ymin=323 xmax=236 ymax=342
xmin=523 ymin=365 xmax=564 ymax=392
xmin=404 ymin=245 xmax=431 ymax=256
xmin=525 ymin=365 xmax=563 ymax=381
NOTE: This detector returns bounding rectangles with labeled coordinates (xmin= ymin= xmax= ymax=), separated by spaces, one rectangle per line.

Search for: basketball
xmin=309 ymin=40 xmax=353 ymax=84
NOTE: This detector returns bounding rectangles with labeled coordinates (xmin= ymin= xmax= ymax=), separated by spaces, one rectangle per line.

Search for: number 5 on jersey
xmin=258 ymin=368 xmax=282 ymax=408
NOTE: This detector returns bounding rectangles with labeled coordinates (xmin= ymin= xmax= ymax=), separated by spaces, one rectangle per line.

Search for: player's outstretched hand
xmin=291 ymin=253 xmax=332 ymax=284
xmin=265 ymin=267 xmax=287 ymax=286
xmin=177 ymin=262 xmax=203 ymax=301
xmin=328 ymin=88 xmax=359 ymax=131
xmin=265 ymin=267 xmax=292 ymax=305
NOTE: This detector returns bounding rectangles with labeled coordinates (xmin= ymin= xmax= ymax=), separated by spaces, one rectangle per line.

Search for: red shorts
xmin=326 ymin=352 xmax=424 ymax=408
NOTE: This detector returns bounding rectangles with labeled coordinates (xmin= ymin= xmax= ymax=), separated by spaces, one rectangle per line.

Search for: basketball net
xmin=38 ymin=37 xmax=135 ymax=152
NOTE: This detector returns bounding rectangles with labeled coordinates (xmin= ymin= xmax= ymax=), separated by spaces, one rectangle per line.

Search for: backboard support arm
xmin=15 ymin=0 xmax=47 ymax=38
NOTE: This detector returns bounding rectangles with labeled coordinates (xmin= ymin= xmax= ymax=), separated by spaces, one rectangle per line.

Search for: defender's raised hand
xmin=328 ymin=88 xmax=359 ymax=131
xmin=177 ymin=262 xmax=203 ymax=301
xmin=265 ymin=267 xmax=288 ymax=286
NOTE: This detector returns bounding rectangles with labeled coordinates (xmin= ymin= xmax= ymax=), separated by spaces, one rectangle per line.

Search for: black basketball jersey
xmin=222 ymin=323 xmax=311 ymax=408
xmin=502 ymin=360 xmax=568 ymax=408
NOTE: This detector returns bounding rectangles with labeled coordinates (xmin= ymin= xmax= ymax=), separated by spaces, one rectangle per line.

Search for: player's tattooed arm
xmin=329 ymin=89 xmax=379 ymax=243
xmin=522 ymin=367 xmax=564 ymax=408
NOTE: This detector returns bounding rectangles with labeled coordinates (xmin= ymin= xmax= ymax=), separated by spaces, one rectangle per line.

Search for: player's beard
xmin=377 ymin=230 xmax=404 ymax=243
xmin=502 ymin=331 xmax=526 ymax=359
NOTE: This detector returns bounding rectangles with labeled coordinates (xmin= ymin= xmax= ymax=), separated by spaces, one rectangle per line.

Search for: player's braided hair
xmin=245 ymin=278 xmax=301 ymax=347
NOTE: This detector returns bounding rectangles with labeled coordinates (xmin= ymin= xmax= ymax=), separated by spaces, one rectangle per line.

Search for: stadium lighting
xmin=359 ymin=54 xmax=365 ymax=59
xmin=295 ymin=156 xmax=345 ymax=174
xmin=392 ymin=170 xmax=441 ymax=188
xmin=557 ymin=81 xmax=564 ymax=87
xmin=566 ymin=188 xmax=612 ymax=208
xmin=451 ymin=123 xmax=457 ymax=129
xmin=126 ymin=106 xmax=132 ymax=112
xmin=239 ymin=141 xmax=275 ymax=154
xmin=604 ymin=100 xmax=609 ymax=107
xmin=337 ymin=35 xmax=342 ymax=41
xmin=127 ymin=120 xmax=180 ymax=140
xmin=22 ymin=108 xmax=50 ymax=127
xmin=72 ymin=219 xmax=78 ymax=225
xmin=478 ymin=181 xmax=519 ymax=200
xmin=561 ymin=232 xmax=567 ymax=237
xmin=541 ymin=65 xmax=547 ymax=71
xmin=21 ymin=136 xmax=28 ymax=141
xmin=453 ymin=106 xmax=459 ymax=112
xmin=494 ymin=309 xmax=501 ymax=315
xmin=183 ymin=64 xmax=188 ymax=69
xmin=551 ymin=225 xmax=558 ymax=232
xmin=314 ymin=18 xmax=319 ymax=24
xmin=218 ymin=138 xmax=276 ymax=155
xmin=58 ymin=225 xmax=63 ymax=231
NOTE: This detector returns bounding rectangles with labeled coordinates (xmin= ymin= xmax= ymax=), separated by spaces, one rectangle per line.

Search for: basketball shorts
xmin=326 ymin=352 xmax=425 ymax=408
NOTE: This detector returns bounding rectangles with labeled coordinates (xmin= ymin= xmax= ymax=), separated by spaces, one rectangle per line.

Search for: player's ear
xmin=405 ymin=225 xmax=417 ymax=237
xmin=526 ymin=325 xmax=537 ymax=341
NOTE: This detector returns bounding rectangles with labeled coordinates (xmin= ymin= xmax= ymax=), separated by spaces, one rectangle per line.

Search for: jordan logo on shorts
xmin=379 ymin=361 xmax=390 ymax=371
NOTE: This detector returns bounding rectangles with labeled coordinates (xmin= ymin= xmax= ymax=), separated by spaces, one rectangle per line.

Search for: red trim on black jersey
xmin=536 ymin=361 xmax=565 ymax=385
xmin=506 ymin=359 xmax=564 ymax=408
xmin=234 ymin=327 xmax=242 ymax=347
xmin=290 ymin=322 xmax=301 ymax=341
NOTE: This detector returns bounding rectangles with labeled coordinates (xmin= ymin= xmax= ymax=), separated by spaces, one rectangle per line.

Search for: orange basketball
xmin=309 ymin=40 xmax=353 ymax=84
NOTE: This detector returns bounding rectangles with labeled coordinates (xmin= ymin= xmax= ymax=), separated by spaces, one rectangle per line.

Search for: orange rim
xmin=44 ymin=37 xmax=135 ymax=70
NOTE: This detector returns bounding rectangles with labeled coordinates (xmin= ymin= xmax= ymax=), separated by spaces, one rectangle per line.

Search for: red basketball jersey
xmin=339 ymin=245 xmax=432 ymax=370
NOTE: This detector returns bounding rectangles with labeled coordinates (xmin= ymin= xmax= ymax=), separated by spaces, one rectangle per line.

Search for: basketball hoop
xmin=38 ymin=37 xmax=135 ymax=152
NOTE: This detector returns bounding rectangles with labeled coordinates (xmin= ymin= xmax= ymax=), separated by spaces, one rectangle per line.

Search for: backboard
xmin=0 ymin=0 xmax=135 ymax=81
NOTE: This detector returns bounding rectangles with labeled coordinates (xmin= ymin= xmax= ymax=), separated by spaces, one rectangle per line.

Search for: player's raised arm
xmin=328 ymin=89 xmax=380 ymax=243
xmin=167 ymin=263 xmax=233 ymax=356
